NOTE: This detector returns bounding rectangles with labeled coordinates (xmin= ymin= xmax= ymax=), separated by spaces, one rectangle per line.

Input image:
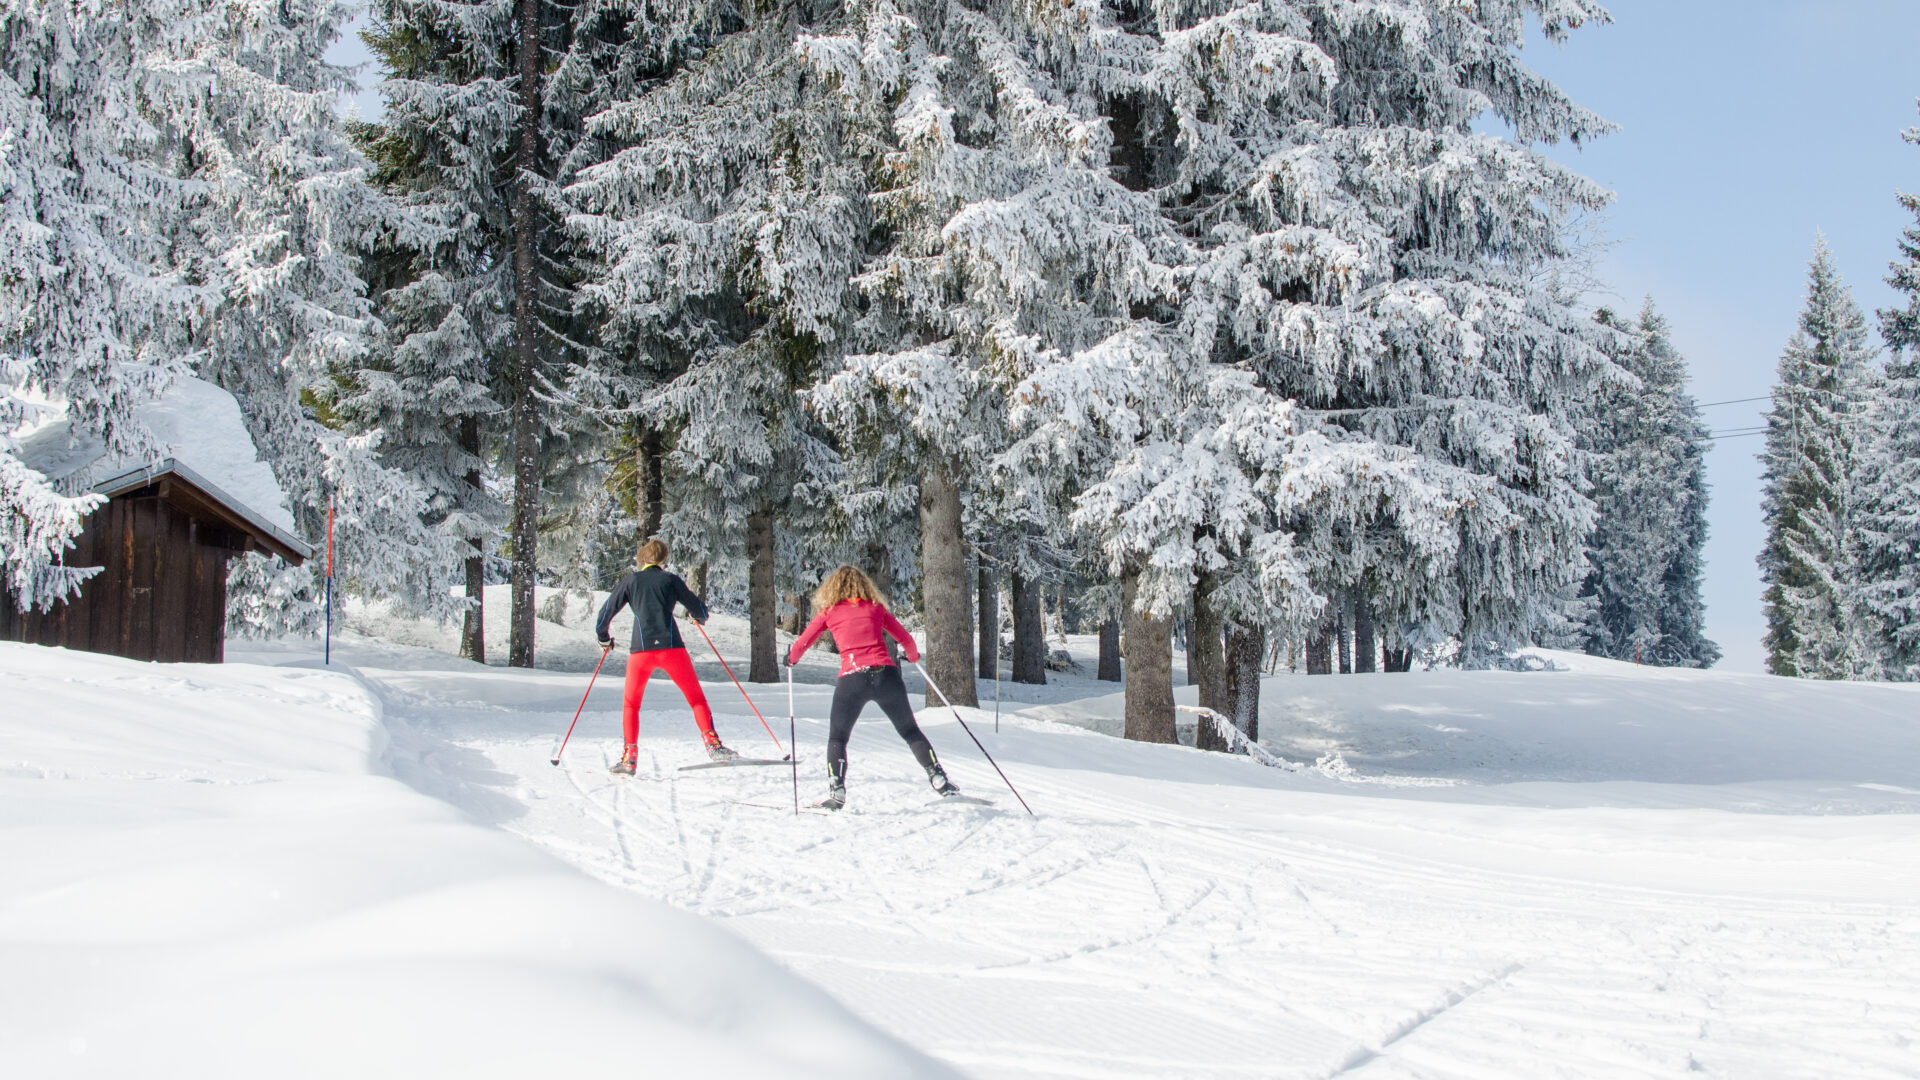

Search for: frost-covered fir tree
xmin=1760 ymin=239 xmax=1880 ymax=680
xmin=0 ymin=0 xmax=199 ymax=609
xmin=1862 ymin=117 xmax=1920 ymax=679
xmin=570 ymin=2 xmax=867 ymax=681
xmin=992 ymin=0 xmax=1616 ymax=743
xmin=346 ymin=17 xmax=518 ymax=659
xmin=1882 ymin=110 xmax=1920 ymax=353
xmin=370 ymin=0 xmax=624 ymax=665
xmin=1856 ymin=356 xmax=1920 ymax=679
xmin=800 ymin=0 xmax=1201 ymax=712
xmin=1577 ymin=302 xmax=1718 ymax=667
xmin=153 ymin=0 xmax=466 ymax=635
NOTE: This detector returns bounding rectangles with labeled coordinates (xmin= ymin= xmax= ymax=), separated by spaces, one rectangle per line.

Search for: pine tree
xmin=344 ymin=67 xmax=509 ymax=660
xmin=1 ymin=0 xmax=200 ymax=609
xmin=154 ymin=0 xmax=467 ymax=635
xmin=1856 ymin=357 xmax=1920 ymax=679
xmin=1864 ymin=114 xmax=1920 ymax=679
xmin=1760 ymin=238 xmax=1880 ymax=680
xmin=1882 ymin=110 xmax=1920 ymax=353
xmin=368 ymin=0 xmax=619 ymax=666
xmin=570 ymin=3 xmax=866 ymax=681
xmin=1578 ymin=300 xmax=1718 ymax=667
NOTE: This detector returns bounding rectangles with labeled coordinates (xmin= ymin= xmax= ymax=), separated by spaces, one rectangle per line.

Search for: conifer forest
xmin=6 ymin=0 xmax=1920 ymax=722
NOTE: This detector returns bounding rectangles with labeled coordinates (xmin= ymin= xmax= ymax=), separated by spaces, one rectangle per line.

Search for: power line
xmin=1693 ymin=395 xmax=1771 ymax=409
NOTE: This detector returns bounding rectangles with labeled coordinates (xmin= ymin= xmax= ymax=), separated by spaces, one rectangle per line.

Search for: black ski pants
xmin=827 ymin=664 xmax=936 ymax=778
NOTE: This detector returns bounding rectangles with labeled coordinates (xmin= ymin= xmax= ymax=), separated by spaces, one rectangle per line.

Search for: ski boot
xmin=703 ymin=732 xmax=741 ymax=762
xmin=813 ymin=761 xmax=847 ymax=811
xmin=926 ymin=759 xmax=960 ymax=798
xmin=610 ymin=745 xmax=639 ymax=777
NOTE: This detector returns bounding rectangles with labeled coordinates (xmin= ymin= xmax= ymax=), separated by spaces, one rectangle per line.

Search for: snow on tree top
xmin=16 ymin=376 xmax=300 ymax=538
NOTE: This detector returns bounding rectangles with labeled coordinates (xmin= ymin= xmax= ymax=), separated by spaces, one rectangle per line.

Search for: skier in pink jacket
xmin=787 ymin=565 xmax=959 ymax=810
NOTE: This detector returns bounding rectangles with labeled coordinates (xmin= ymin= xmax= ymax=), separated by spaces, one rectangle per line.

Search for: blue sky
xmin=330 ymin=3 xmax=1920 ymax=672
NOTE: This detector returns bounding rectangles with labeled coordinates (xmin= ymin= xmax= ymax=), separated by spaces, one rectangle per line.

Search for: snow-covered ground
xmin=0 ymin=641 xmax=954 ymax=1078
xmin=247 ymin=606 xmax=1920 ymax=1078
xmin=8 ymin=603 xmax=1919 ymax=1078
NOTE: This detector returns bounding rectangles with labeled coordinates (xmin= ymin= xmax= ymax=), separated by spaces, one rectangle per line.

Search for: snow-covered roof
xmin=16 ymin=377 xmax=310 ymax=560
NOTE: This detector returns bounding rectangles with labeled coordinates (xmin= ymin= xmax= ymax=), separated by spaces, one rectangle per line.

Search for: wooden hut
xmin=3 ymin=379 xmax=311 ymax=663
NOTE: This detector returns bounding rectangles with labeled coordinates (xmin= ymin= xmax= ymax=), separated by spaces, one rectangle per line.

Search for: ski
xmin=927 ymin=794 xmax=994 ymax=807
xmin=679 ymin=757 xmax=790 ymax=772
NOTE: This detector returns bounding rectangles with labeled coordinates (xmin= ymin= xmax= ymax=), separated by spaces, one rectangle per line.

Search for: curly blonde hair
xmin=813 ymin=565 xmax=885 ymax=611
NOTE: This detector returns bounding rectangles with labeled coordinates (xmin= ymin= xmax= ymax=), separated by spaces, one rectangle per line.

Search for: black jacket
xmin=595 ymin=567 xmax=709 ymax=652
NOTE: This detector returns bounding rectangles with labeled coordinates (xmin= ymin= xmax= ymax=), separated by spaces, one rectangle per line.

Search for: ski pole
xmin=912 ymin=660 xmax=1034 ymax=816
xmin=687 ymin=619 xmax=787 ymax=757
xmin=787 ymin=662 xmax=798 ymax=815
xmin=552 ymin=644 xmax=613 ymax=766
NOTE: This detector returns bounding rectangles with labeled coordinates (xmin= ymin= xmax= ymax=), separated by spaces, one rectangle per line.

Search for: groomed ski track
xmin=331 ymin=639 xmax=1920 ymax=1080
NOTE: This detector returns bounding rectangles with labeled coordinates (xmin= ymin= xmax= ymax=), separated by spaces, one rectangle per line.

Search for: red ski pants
xmin=622 ymin=647 xmax=714 ymax=745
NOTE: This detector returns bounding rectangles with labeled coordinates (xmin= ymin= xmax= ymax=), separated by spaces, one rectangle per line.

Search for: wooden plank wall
xmin=0 ymin=494 xmax=231 ymax=663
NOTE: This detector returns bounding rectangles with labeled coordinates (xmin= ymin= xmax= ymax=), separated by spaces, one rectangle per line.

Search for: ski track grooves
xmin=369 ymin=678 xmax=1920 ymax=1080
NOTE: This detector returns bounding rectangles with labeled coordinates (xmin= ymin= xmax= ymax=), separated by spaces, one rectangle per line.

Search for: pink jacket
xmin=788 ymin=600 xmax=920 ymax=676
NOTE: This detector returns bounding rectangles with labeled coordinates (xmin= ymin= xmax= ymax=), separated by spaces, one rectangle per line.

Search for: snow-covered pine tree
xmin=334 ymin=120 xmax=504 ymax=659
xmin=802 ymin=0 xmax=1196 ymax=713
xmin=368 ymin=0 xmax=619 ymax=666
xmin=1577 ymin=300 xmax=1718 ymax=667
xmin=1182 ymin=1 xmax=1615 ymax=669
xmin=1759 ymin=238 xmax=1881 ymax=680
xmin=1882 ymin=109 xmax=1920 ymax=352
xmin=1856 ymin=355 xmax=1920 ymax=679
xmin=570 ymin=2 xmax=866 ymax=681
xmin=1863 ymin=116 xmax=1920 ymax=679
xmin=1 ymin=0 xmax=200 ymax=609
xmin=997 ymin=0 xmax=1615 ymax=747
xmin=147 ymin=0 xmax=468 ymax=636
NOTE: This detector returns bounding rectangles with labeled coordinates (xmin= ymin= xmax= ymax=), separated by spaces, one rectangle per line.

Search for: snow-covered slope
xmin=248 ymin=628 xmax=1920 ymax=1080
xmin=0 ymin=642 xmax=956 ymax=1079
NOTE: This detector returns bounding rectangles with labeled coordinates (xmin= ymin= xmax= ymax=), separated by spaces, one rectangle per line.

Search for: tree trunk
xmin=690 ymin=562 xmax=708 ymax=605
xmin=1224 ymin=622 xmax=1265 ymax=743
xmin=1354 ymin=590 xmax=1376 ymax=674
xmin=458 ymin=416 xmax=485 ymax=664
xmin=1011 ymin=571 xmax=1047 ymax=684
xmin=747 ymin=501 xmax=777 ymax=682
xmin=977 ymin=553 xmax=998 ymax=680
xmin=1306 ymin=618 xmax=1333 ymax=675
xmin=783 ymin=591 xmax=810 ymax=636
xmin=1383 ymin=645 xmax=1412 ymax=673
xmin=1190 ymin=570 xmax=1228 ymax=751
xmin=1121 ymin=568 xmax=1176 ymax=743
xmin=918 ymin=462 xmax=976 ymax=706
xmin=1336 ymin=599 xmax=1351 ymax=674
xmin=1098 ymin=616 xmax=1122 ymax=681
xmin=855 ymin=540 xmax=881 ymax=593
xmin=637 ymin=422 xmax=664 ymax=539
xmin=505 ymin=0 xmax=544 ymax=670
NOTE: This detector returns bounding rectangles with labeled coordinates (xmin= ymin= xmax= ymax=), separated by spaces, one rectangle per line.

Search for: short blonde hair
xmin=814 ymin=565 xmax=884 ymax=611
xmin=636 ymin=538 xmax=669 ymax=567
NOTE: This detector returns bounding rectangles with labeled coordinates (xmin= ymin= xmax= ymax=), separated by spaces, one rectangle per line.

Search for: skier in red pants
xmin=595 ymin=539 xmax=736 ymax=773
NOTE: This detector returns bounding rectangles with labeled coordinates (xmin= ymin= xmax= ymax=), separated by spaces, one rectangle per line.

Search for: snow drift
xmin=0 ymin=642 xmax=956 ymax=1079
